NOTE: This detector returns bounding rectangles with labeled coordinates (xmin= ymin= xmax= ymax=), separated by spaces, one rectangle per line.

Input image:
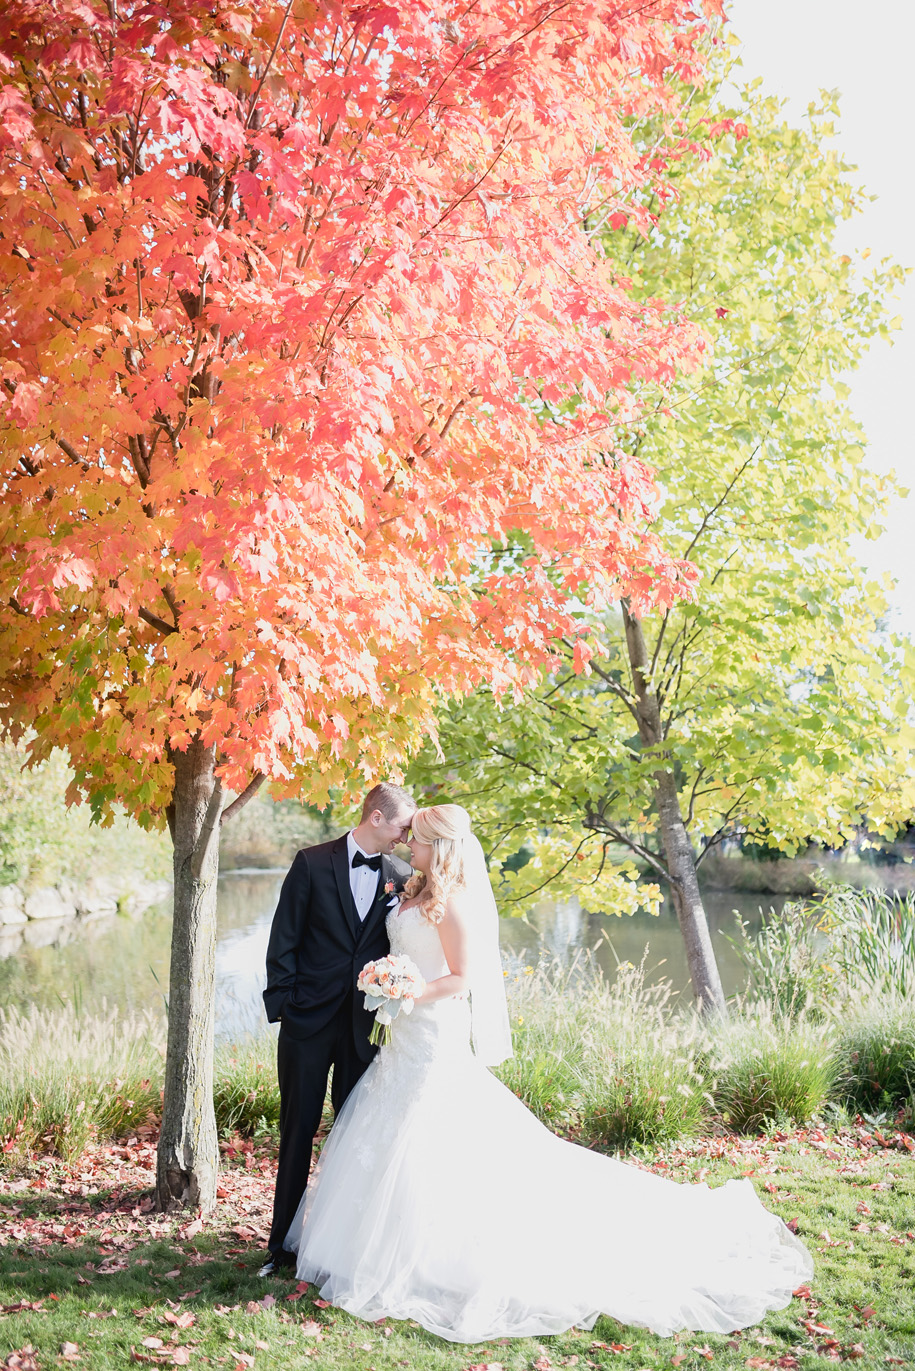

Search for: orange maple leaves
xmin=0 ymin=0 xmax=713 ymax=817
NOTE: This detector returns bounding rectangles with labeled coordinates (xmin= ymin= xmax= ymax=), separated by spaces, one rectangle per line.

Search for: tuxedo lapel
xmin=330 ymin=835 xmax=360 ymax=942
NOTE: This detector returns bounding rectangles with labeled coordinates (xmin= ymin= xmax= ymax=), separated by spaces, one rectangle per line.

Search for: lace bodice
xmin=386 ymin=899 xmax=451 ymax=980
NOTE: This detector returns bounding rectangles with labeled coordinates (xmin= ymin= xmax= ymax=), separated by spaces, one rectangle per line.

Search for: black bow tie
xmin=351 ymin=851 xmax=382 ymax=872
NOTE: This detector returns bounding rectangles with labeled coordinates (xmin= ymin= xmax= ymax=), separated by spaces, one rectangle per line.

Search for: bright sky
xmin=725 ymin=0 xmax=914 ymax=639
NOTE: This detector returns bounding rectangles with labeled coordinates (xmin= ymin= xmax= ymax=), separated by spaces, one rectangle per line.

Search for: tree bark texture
xmin=156 ymin=739 xmax=223 ymax=1211
xmin=622 ymin=606 xmax=726 ymax=1014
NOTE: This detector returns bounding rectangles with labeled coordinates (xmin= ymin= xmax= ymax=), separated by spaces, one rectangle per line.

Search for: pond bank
xmin=0 ymin=875 xmax=172 ymax=958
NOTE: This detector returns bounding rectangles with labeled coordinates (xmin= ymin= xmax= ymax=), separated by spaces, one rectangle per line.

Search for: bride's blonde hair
xmin=403 ymin=804 xmax=474 ymax=925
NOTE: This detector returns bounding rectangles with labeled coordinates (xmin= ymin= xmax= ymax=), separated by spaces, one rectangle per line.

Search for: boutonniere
xmin=384 ymin=880 xmax=395 ymax=896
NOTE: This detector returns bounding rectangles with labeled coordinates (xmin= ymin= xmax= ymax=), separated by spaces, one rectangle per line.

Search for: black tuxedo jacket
xmin=263 ymin=834 xmax=413 ymax=1060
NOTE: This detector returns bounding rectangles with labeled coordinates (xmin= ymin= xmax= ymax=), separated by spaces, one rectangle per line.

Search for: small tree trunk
xmin=622 ymin=606 xmax=726 ymax=1014
xmin=156 ymin=738 xmax=223 ymax=1211
xmin=653 ymin=766 xmax=726 ymax=1013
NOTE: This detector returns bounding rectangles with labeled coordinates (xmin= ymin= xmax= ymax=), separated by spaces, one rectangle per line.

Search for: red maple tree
xmin=0 ymin=0 xmax=718 ymax=1207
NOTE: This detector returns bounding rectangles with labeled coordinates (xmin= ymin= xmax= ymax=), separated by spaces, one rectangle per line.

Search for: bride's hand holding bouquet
xmin=358 ymin=954 xmax=426 ymax=1045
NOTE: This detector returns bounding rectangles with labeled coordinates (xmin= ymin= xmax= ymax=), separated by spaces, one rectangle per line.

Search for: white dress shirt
xmin=347 ymin=831 xmax=381 ymax=922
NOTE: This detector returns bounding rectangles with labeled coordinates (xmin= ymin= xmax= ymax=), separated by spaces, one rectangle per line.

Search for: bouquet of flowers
xmin=358 ymin=954 xmax=426 ymax=1046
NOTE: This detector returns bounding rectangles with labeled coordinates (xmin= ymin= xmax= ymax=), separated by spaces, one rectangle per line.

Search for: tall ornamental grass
xmin=706 ymin=1008 xmax=837 ymax=1133
xmin=833 ymin=994 xmax=915 ymax=1117
xmin=213 ymin=1035 xmax=282 ymax=1139
xmin=498 ymin=955 xmax=708 ymax=1148
xmin=0 ymin=1002 xmax=163 ymax=1161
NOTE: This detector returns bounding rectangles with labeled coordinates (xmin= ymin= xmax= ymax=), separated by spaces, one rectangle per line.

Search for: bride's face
xmin=407 ymin=833 xmax=434 ymax=873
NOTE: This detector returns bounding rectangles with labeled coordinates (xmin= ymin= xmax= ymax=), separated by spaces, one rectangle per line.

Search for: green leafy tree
xmin=410 ymin=57 xmax=915 ymax=1012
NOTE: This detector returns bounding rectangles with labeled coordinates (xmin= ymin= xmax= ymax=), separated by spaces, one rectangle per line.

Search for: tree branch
xmin=221 ymin=771 xmax=266 ymax=824
xmin=138 ymin=606 xmax=178 ymax=635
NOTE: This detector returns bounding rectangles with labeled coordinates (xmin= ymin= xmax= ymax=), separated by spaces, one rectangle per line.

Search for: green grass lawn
xmin=1 ymin=1127 xmax=914 ymax=1371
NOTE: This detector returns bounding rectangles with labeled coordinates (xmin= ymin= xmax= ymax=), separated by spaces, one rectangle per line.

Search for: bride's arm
xmin=413 ymin=892 xmax=471 ymax=1005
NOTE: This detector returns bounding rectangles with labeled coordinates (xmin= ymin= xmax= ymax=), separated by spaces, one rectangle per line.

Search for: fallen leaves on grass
xmin=2 ymin=1349 xmax=39 ymax=1371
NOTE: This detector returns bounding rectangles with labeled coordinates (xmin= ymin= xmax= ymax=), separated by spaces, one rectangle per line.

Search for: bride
xmin=284 ymin=804 xmax=813 ymax=1344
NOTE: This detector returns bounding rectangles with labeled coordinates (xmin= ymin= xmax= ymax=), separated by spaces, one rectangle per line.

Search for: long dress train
xmin=284 ymin=902 xmax=813 ymax=1344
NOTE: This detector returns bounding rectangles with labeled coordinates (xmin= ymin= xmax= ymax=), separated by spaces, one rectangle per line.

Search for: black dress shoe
xmin=257 ymin=1253 xmax=296 ymax=1277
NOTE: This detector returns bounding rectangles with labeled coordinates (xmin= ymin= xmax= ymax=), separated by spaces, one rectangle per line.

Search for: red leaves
xmin=2 ymin=1349 xmax=40 ymax=1371
xmin=0 ymin=0 xmax=717 ymax=816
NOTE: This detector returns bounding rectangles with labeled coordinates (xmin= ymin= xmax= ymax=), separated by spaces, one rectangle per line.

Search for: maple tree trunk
xmin=622 ymin=607 xmax=726 ymax=1014
xmin=156 ymin=739 xmax=222 ymax=1212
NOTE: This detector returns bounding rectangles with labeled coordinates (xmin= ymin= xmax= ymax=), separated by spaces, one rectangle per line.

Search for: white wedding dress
xmin=284 ymin=902 xmax=813 ymax=1343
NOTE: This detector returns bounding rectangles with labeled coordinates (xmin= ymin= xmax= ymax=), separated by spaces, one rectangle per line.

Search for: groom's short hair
xmin=361 ymin=782 xmax=415 ymax=822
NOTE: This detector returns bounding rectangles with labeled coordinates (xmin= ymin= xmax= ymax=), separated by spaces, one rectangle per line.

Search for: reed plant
xmin=0 ymin=1001 xmax=163 ymax=1160
xmin=726 ymin=900 xmax=835 ymax=1018
xmin=816 ymin=886 xmax=915 ymax=1002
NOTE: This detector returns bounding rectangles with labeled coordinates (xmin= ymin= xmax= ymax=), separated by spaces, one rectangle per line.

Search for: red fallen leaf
xmin=61 ymin=1344 xmax=81 ymax=1362
xmin=671 ymin=1358 xmax=686 ymax=1368
xmin=885 ymin=1357 xmax=905 ymax=1364
xmin=855 ymin=1202 xmax=872 ymax=1216
xmin=285 ymin=1289 xmax=306 ymax=1302
xmin=161 ymin=1310 xmax=195 ymax=1328
xmin=179 ymin=1217 xmax=203 ymax=1240
xmin=162 ymin=1270 xmax=181 ymax=1279
xmin=49 ymin=1293 xmax=60 ymax=1300
xmin=260 ymin=1294 xmax=276 ymax=1310
xmin=694 ymin=1348 xmax=713 ymax=1361
xmin=792 ymin=1285 xmax=812 ymax=1299
xmin=533 ymin=1359 xmax=552 ymax=1370
xmin=844 ymin=1346 xmax=866 ymax=1360
xmin=775 ymin=1359 xmax=799 ymax=1369
xmin=216 ymin=1187 xmax=229 ymax=1199
xmin=142 ymin=1338 xmax=165 ymax=1350
xmin=313 ymin=1298 xmax=331 ymax=1308
xmin=609 ymin=1346 xmax=633 ymax=1354
xmin=172 ymin=1351 xmax=192 ymax=1367
xmin=3 ymin=1349 xmax=40 ymax=1371
xmin=300 ymin=1320 xmax=323 ymax=1336
xmin=785 ymin=1218 xmax=799 ymax=1233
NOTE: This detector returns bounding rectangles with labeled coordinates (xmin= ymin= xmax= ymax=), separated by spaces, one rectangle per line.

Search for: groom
xmin=260 ymin=782 xmax=416 ymax=1275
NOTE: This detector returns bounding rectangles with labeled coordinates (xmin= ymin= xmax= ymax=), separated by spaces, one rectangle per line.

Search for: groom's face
xmin=367 ymin=805 xmax=415 ymax=854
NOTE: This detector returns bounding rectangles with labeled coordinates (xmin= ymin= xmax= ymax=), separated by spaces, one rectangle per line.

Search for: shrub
xmin=708 ymin=1009 xmax=837 ymax=1133
xmin=0 ymin=739 xmax=170 ymax=891
xmin=833 ymin=995 xmax=915 ymax=1115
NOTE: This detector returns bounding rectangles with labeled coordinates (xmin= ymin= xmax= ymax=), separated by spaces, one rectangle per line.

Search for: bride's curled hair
xmin=403 ymin=804 xmax=473 ymax=924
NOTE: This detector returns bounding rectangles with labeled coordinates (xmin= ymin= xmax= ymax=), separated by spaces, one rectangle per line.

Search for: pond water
xmin=0 ymin=869 xmax=788 ymax=1038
